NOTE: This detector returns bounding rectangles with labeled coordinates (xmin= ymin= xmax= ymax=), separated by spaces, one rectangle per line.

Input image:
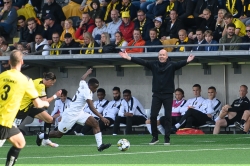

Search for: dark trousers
xmin=99 ymin=117 xmax=114 ymax=131
xmin=150 ymin=93 xmax=173 ymax=142
xmin=159 ymin=116 xmax=181 ymax=127
xmin=113 ymin=115 xmax=146 ymax=134
xmin=179 ymin=108 xmax=212 ymax=128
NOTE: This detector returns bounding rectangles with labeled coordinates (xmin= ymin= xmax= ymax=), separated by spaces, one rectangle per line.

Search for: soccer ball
xmin=117 ymin=139 xmax=130 ymax=151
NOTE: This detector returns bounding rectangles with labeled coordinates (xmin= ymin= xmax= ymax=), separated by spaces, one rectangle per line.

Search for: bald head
xmin=158 ymin=49 xmax=168 ymax=63
xmin=9 ymin=50 xmax=23 ymax=68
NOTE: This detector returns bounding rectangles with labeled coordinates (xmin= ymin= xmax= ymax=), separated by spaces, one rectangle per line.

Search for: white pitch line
xmin=1 ymin=147 xmax=250 ymax=160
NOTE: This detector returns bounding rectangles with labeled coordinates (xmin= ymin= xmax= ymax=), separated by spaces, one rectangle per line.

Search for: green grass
xmin=1 ymin=134 xmax=250 ymax=165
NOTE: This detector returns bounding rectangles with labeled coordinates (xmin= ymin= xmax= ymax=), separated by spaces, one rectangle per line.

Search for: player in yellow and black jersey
xmin=0 ymin=50 xmax=49 ymax=166
xmin=15 ymin=72 xmax=62 ymax=147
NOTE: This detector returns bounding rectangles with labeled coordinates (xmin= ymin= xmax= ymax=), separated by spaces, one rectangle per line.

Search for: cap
xmin=64 ymin=33 xmax=72 ymax=38
xmin=44 ymin=14 xmax=55 ymax=21
xmin=122 ymin=12 xmax=130 ymax=18
xmin=153 ymin=17 xmax=162 ymax=23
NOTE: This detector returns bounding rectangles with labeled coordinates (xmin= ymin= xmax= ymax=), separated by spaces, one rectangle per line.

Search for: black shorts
xmin=15 ymin=107 xmax=45 ymax=125
xmin=0 ymin=125 xmax=20 ymax=140
xmin=225 ymin=115 xmax=241 ymax=126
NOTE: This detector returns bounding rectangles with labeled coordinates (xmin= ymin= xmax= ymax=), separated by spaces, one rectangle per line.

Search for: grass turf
xmin=1 ymin=134 xmax=250 ymax=165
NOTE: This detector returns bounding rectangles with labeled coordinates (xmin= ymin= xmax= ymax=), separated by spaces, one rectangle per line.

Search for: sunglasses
xmin=4 ymin=1 xmax=10 ymax=4
xmin=246 ymin=30 xmax=250 ymax=32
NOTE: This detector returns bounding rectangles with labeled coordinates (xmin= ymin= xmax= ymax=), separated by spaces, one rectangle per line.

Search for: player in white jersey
xmin=74 ymin=88 xmax=109 ymax=135
xmin=173 ymin=86 xmax=221 ymax=131
xmin=113 ymin=89 xmax=147 ymax=135
xmin=38 ymin=69 xmax=111 ymax=151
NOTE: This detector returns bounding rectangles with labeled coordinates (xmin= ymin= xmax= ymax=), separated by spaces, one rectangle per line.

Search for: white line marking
xmin=1 ymin=147 xmax=250 ymax=160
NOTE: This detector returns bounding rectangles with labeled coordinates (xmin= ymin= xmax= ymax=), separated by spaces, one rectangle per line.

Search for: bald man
xmin=119 ymin=49 xmax=195 ymax=145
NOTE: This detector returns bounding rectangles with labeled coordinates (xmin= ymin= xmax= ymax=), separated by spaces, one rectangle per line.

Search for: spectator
xmin=162 ymin=10 xmax=183 ymax=40
xmin=225 ymin=0 xmax=242 ymax=18
xmin=61 ymin=33 xmax=81 ymax=54
xmin=106 ymin=9 xmax=122 ymax=43
xmin=60 ymin=19 xmax=76 ymax=42
xmin=80 ymin=32 xmax=99 ymax=54
xmin=145 ymin=28 xmax=162 ymax=52
xmin=152 ymin=17 xmax=165 ymax=39
xmin=12 ymin=0 xmax=26 ymax=9
xmin=89 ymin=0 xmax=104 ymax=20
xmin=210 ymin=85 xmax=250 ymax=134
xmin=163 ymin=0 xmax=181 ymax=23
xmin=1 ymin=41 xmax=11 ymax=53
xmin=134 ymin=10 xmax=154 ymax=41
xmin=26 ymin=17 xmax=44 ymax=44
xmin=146 ymin=0 xmax=168 ymax=20
xmin=240 ymin=0 xmax=250 ymax=25
xmin=192 ymin=29 xmax=206 ymax=51
xmin=146 ymin=88 xmax=186 ymax=135
xmin=213 ymin=9 xmax=227 ymax=42
xmin=222 ymin=13 xmax=246 ymax=37
xmin=204 ymin=30 xmax=219 ymax=51
xmin=173 ymin=86 xmax=221 ymax=132
xmin=0 ymin=60 xmax=10 ymax=73
xmin=50 ymin=32 xmax=63 ymax=55
xmin=113 ymin=89 xmax=147 ymax=135
xmin=173 ymin=29 xmax=194 ymax=52
xmin=43 ymin=14 xmax=63 ymax=45
xmin=0 ymin=0 xmax=17 ymax=36
xmin=33 ymin=34 xmax=50 ymax=56
xmin=103 ymin=0 xmax=122 ymax=23
xmin=178 ymin=0 xmax=195 ymax=30
xmin=63 ymin=0 xmax=91 ymax=19
xmin=92 ymin=17 xmax=107 ymax=44
xmin=16 ymin=1 xmax=37 ymax=20
xmin=199 ymin=9 xmax=216 ymax=32
xmin=132 ymin=0 xmax=155 ymax=13
xmin=240 ymin=25 xmax=250 ymax=50
xmin=42 ymin=0 xmax=66 ymax=26
xmin=75 ymin=12 xmax=95 ymax=41
xmin=126 ymin=28 xmax=145 ymax=53
xmin=16 ymin=15 xmax=28 ymax=44
xmin=114 ymin=31 xmax=128 ymax=52
xmin=0 ymin=36 xmax=5 ymax=48
xmin=99 ymin=32 xmax=116 ymax=53
xmin=119 ymin=11 xmax=134 ymax=43
xmin=219 ymin=23 xmax=242 ymax=51
xmin=16 ymin=43 xmax=28 ymax=54
xmin=120 ymin=0 xmax=137 ymax=20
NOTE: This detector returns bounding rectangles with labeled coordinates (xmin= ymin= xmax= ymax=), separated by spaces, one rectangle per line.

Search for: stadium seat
xmin=68 ymin=16 xmax=81 ymax=30
xmin=25 ymin=118 xmax=44 ymax=132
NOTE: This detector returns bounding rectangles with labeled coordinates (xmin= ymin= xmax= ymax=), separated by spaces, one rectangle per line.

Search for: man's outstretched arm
xmin=81 ymin=68 xmax=93 ymax=80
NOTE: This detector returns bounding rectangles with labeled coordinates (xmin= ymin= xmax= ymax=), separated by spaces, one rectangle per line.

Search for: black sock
xmin=6 ymin=146 xmax=21 ymax=166
xmin=240 ymin=119 xmax=246 ymax=125
xmin=44 ymin=122 xmax=52 ymax=139
xmin=243 ymin=131 xmax=247 ymax=134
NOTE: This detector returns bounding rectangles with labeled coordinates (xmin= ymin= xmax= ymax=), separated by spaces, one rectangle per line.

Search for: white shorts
xmin=58 ymin=111 xmax=91 ymax=133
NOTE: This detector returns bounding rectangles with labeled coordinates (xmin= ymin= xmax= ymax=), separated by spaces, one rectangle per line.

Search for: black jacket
xmin=43 ymin=23 xmax=63 ymax=41
xmin=134 ymin=17 xmax=154 ymax=41
xmin=89 ymin=0 xmax=105 ymax=20
xmin=26 ymin=25 xmax=44 ymax=42
xmin=18 ymin=26 xmax=29 ymax=43
xmin=192 ymin=39 xmax=206 ymax=51
xmin=42 ymin=1 xmax=66 ymax=24
xmin=179 ymin=0 xmax=195 ymax=19
xmin=193 ymin=0 xmax=218 ymax=18
xmin=199 ymin=16 xmax=216 ymax=32
xmin=165 ymin=19 xmax=183 ymax=39
xmin=145 ymin=38 xmax=162 ymax=52
xmin=61 ymin=40 xmax=81 ymax=54
xmin=240 ymin=36 xmax=250 ymax=50
xmin=130 ymin=57 xmax=187 ymax=93
xmin=101 ymin=43 xmax=116 ymax=53
xmin=228 ymin=97 xmax=250 ymax=119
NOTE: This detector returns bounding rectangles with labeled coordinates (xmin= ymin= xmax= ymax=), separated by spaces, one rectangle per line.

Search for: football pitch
xmin=1 ymin=134 xmax=250 ymax=165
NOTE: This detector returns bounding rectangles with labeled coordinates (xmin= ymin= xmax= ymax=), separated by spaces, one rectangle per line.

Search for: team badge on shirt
xmin=63 ymin=127 xmax=67 ymax=132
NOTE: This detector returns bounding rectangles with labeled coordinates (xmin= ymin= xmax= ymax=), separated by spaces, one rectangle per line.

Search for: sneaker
xmin=171 ymin=126 xmax=178 ymax=134
xmin=36 ymin=132 xmax=42 ymax=146
xmin=149 ymin=137 xmax=159 ymax=145
xmin=97 ymin=143 xmax=111 ymax=152
xmin=235 ymin=122 xmax=244 ymax=131
xmin=164 ymin=142 xmax=170 ymax=145
xmin=206 ymin=120 xmax=215 ymax=125
xmin=42 ymin=139 xmax=59 ymax=148
xmin=74 ymin=131 xmax=84 ymax=136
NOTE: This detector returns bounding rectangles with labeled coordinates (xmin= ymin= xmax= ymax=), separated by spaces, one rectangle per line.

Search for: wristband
xmin=53 ymin=94 xmax=57 ymax=99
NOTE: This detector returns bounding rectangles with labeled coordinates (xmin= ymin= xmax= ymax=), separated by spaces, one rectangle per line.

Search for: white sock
xmin=215 ymin=117 xmax=221 ymax=121
xmin=175 ymin=123 xmax=180 ymax=129
xmin=146 ymin=124 xmax=152 ymax=134
xmin=39 ymin=133 xmax=44 ymax=139
xmin=157 ymin=125 xmax=165 ymax=135
xmin=95 ymin=132 xmax=102 ymax=147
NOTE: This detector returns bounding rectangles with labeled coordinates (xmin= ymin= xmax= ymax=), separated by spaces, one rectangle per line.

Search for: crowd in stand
xmin=1 ymin=0 xmax=250 ymax=56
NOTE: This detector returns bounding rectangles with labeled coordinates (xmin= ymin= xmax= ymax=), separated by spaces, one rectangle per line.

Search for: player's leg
xmin=213 ymin=119 xmax=227 ymax=134
xmin=99 ymin=117 xmax=114 ymax=131
xmin=235 ymin=110 xmax=250 ymax=131
xmin=145 ymin=119 xmax=152 ymax=134
xmin=113 ymin=116 xmax=126 ymax=135
xmin=3 ymin=125 xmax=25 ymax=166
xmin=243 ymin=117 xmax=250 ymax=133
xmin=31 ymin=109 xmax=58 ymax=147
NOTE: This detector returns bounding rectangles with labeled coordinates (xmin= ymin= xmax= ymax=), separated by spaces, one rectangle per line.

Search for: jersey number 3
xmin=1 ymin=85 xmax=11 ymax=100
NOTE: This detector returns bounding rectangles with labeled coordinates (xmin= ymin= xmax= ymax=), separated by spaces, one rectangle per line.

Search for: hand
xmin=198 ymin=14 xmax=204 ymax=18
xmin=188 ymin=32 xmax=193 ymax=39
xmin=44 ymin=22 xmax=48 ymax=29
xmin=124 ymin=112 xmax=132 ymax=117
xmin=101 ymin=117 xmax=110 ymax=126
xmin=187 ymin=54 xmax=195 ymax=63
xmin=55 ymin=90 xmax=62 ymax=97
xmin=156 ymin=0 xmax=163 ymax=5
xmin=58 ymin=116 xmax=62 ymax=122
xmin=86 ymin=68 xmax=93 ymax=75
xmin=26 ymin=43 xmax=31 ymax=48
xmin=119 ymin=51 xmax=131 ymax=60
xmin=161 ymin=36 xmax=166 ymax=40
xmin=48 ymin=40 xmax=52 ymax=45
xmin=44 ymin=101 xmax=50 ymax=107
xmin=80 ymin=21 xmax=84 ymax=28
xmin=79 ymin=6 xmax=85 ymax=11
xmin=240 ymin=15 xmax=247 ymax=19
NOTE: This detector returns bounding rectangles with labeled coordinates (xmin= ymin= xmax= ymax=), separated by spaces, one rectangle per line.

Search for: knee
xmin=46 ymin=116 xmax=54 ymax=124
xmin=92 ymin=120 xmax=99 ymax=129
xmin=15 ymin=140 xmax=26 ymax=149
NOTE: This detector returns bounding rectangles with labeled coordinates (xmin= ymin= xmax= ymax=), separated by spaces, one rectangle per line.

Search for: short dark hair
xmin=61 ymin=89 xmax=68 ymax=96
xmin=223 ymin=13 xmax=233 ymax=19
xmin=123 ymin=89 xmax=131 ymax=94
xmin=88 ymin=78 xmax=99 ymax=86
xmin=113 ymin=87 xmax=120 ymax=92
xmin=150 ymin=28 xmax=158 ymax=33
xmin=137 ymin=10 xmax=145 ymax=15
xmin=208 ymin=86 xmax=216 ymax=91
xmin=193 ymin=84 xmax=201 ymax=90
xmin=241 ymin=85 xmax=248 ymax=90
xmin=97 ymin=88 xmax=105 ymax=94
xmin=134 ymin=28 xmax=141 ymax=34
xmin=1 ymin=41 xmax=8 ymax=46
xmin=227 ymin=23 xmax=236 ymax=29
xmin=196 ymin=29 xmax=203 ymax=33
xmin=18 ymin=15 xmax=26 ymax=21
xmin=175 ymin=88 xmax=184 ymax=97
xmin=43 ymin=72 xmax=56 ymax=80
xmin=26 ymin=17 xmax=36 ymax=23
